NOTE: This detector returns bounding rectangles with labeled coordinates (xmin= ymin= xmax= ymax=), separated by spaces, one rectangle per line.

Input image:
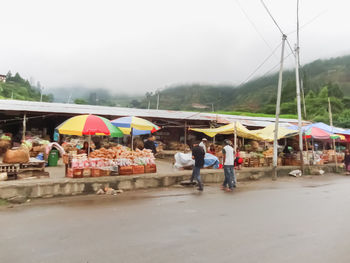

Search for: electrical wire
xmin=286 ymin=9 xmax=327 ymax=35
xmin=296 ymin=0 xmax=307 ymax=119
xmin=238 ymin=41 xmax=282 ymax=86
xmin=235 ymin=0 xmax=279 ymax=60
xmin=259 ymin=52 xmax=294 ymax=78
xmin=260 ymin=0 xmax=295 ymax=57
xmin=260 ymin=0 xmax=284 ymax=35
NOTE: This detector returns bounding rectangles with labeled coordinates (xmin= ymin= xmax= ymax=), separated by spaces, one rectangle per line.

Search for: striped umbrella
xmin=110 ymin=116 xmax=160 ymax=135
xmin=303 ymin=127 xmax=330 ymax=140
xmin=57 ymin=114 xmax=123 ymax=137
xmin=110 ymin=116 xmax=160 ymax=150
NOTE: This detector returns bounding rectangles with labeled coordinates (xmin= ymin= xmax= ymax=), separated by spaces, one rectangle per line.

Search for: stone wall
xmin=0 ymin=164 xmax=338 ymax=202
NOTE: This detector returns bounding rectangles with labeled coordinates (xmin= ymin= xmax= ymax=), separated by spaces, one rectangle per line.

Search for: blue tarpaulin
xmin=174 ymin=152 xmax=220 ymax=169
xmin=287 ymin=122 xmax=350 ymax=135
xmin=204 ymin=153 xmax=220 ymax=169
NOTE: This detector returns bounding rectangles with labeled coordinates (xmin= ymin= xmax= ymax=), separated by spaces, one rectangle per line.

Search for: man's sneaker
xmin=225 ymin=188 xmax=233 ymax=192
xmin=197 ymin=188 xmax=203 ymax=191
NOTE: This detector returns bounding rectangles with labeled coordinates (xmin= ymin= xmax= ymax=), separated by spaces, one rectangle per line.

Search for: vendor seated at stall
xmin=79 ymin=141 xmax=93 ymax=155
xmin=144 ymin=135 xmax=157 ymax=155
xmin=283 ymin=145 xmax=291 ymax=156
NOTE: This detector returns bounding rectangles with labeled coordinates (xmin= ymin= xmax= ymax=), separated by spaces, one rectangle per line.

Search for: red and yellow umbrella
xmin=57 ymin=115 xmax=123 ymax=137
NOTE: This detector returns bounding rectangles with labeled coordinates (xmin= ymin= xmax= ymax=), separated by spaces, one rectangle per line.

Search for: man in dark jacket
xmin=191 ymin=141 xmax=205 ymax=191
xmin=144 ymin=135 xmax=157 ymax=155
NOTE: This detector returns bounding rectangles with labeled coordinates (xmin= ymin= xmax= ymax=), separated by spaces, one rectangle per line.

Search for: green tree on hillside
xmin=0 ymin=72 xmax=54 ymax=102
xmin=74 ymin=98 xmax=88 ymax=104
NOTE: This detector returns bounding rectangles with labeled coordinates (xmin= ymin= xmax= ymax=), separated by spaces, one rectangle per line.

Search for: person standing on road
xmin=199 ymin=138 xmax=208 ymax=153
xmin=222 ymin=139 xmax=235 ymax=192
xmin=191 ymin=141 xmax=205 ymax=191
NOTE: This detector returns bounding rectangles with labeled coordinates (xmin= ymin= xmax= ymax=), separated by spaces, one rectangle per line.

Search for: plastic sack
xmin=204 ymin=153 xmax=220 ymax=169
xmin=289 ymin=169 xmax=302 ymax=177
xmin=174 ymin=152 xmax=220 ymax=169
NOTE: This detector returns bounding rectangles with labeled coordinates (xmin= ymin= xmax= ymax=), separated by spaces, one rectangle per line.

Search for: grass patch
xmin=0 ymin=199 xmax=8 ymax=206
xmin=215 ymin=111 xmax=298 ymax=119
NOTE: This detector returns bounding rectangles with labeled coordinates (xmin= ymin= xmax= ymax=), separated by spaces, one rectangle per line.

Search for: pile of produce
xmin=166 ymin=142 xmax=190 ymax=152
xmin=1 ymin=135 xmax=11 ymax=141
xmin=263 ymin=148 xmax=273 ymax=158
xmin=89 ymin=145 xmax=155 ymax=166
xmin=62 ymin=142 xmax=77 ymax=153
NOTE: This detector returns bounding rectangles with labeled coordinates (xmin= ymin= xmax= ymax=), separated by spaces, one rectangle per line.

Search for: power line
xmin=235 ymin=0 xmax=278 ymax=60
xmin=260 ymin=52 xmax=294 ymax=78
xmin=286 ymin=9 xmax=327 ymax=35
xmin=260 ymin=0 xmax=295 ymax=57
xmin=260 ymin=0 xmax=284 ymax=35
xmin=296 ymin=0 xmax=300 ymax=48
xmin=238 ymin=41 xmax=282 ymax=86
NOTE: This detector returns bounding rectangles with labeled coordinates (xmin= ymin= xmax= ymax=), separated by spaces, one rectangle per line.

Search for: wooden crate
xmin=119 ymin=166 xmax=133 ymax=175
xmin=250 ymin=158 xmax=259 ymax=167
xmin=100 ymin=169 xmax=111 ymax=177
xmin=20 ymin=160 xmax=45 ymax=172
xmin=91 ymin=168 xmax=101 ymax=177
xmin=132 ymin=165 xmax=145 ymax=174
xmin=145 ymin=164 xmax=157 ymax=173
xmin=0 ymin=163 xmax=19 ymax=180
xmin=291 ymin=159 xmax=301 ymax=166
xmin=243 ymin=158 xmax=250 ymax=167
xmin=83 ymin=168 xmax=91 ymax=177
xmin=283 ymin=157 xmax=292 ymax=166
xmin=66 ymin=168 xmax=83 ymax=178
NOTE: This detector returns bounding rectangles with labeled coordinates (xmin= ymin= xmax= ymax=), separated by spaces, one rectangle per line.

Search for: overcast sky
xmin=1 ymin=0 xmax=349 ymax=94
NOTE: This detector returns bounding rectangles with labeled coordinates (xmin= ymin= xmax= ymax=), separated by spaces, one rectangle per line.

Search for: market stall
xmin=57 ymin=114 xmax=158 ymax=178
xmin=1 ymin=142 xmax=48 ymax=180
xmin=68 ymin=145 xmax=156 ymax=177
xmin=190 ymin=122 xmax=297 ymax=168
xmin=110 ymin=115 xmax=161 ymax=150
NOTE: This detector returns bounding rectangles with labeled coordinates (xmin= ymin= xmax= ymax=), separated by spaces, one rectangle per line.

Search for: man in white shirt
xmin=199 ymin=138 xmax=207 ymax=153
xmin=221 ymin=139 xmax=235 ymax=192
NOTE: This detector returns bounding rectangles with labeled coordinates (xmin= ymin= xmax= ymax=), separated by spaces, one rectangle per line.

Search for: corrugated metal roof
xmin=0 ymin=99 xmax=310 ymax=127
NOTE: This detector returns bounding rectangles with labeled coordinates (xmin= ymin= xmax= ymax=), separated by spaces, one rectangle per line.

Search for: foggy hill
xmin=141 ymin=55 xmax=350 ymax=112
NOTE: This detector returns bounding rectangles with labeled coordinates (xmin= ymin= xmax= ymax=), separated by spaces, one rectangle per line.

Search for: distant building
xmin=192 ymin=103 xmax=209 ymax=109
xmin=0 ymin=74 xmax=6 ymax=83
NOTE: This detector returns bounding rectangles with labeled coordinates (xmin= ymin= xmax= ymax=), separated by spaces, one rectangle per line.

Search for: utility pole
xmin=147 ymin=100 xmax=150 ymax=110
xmin=156 ymin=91 xmax=160 ymax=110
xmin=295 ymin=45 xmax=304 ymax=173
xmin=184 ymin=121 xmax=187 ymax=146
xmin=67 ymin=91 xmax=72 ymax=104
xmin=22 ymin=114 xmax=27 ymax=142
xmin=234 ymin=121 xmax=237 ymax=153
xmin=211 ymin=103 xmax=214 ymax=112
xmin=328 ymin=97 xmax=338 ymax=171
xmin=40 ymin=87 xmax=44 ymax=102
xmin=295 ymin=0 xmax=304 ymax=173
xmin=272 ymin=34 xmax=287 ymax=180
xmin=300 ymin=71 xmax=307 ymax=119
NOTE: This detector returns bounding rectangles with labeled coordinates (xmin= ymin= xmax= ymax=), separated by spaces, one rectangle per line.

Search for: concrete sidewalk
xmin=0 ymin=164 xmax=338 ymax=202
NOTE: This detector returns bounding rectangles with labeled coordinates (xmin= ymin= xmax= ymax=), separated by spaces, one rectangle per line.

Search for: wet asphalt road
xmin=1 ymin=175 xmax=350 ymax=263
